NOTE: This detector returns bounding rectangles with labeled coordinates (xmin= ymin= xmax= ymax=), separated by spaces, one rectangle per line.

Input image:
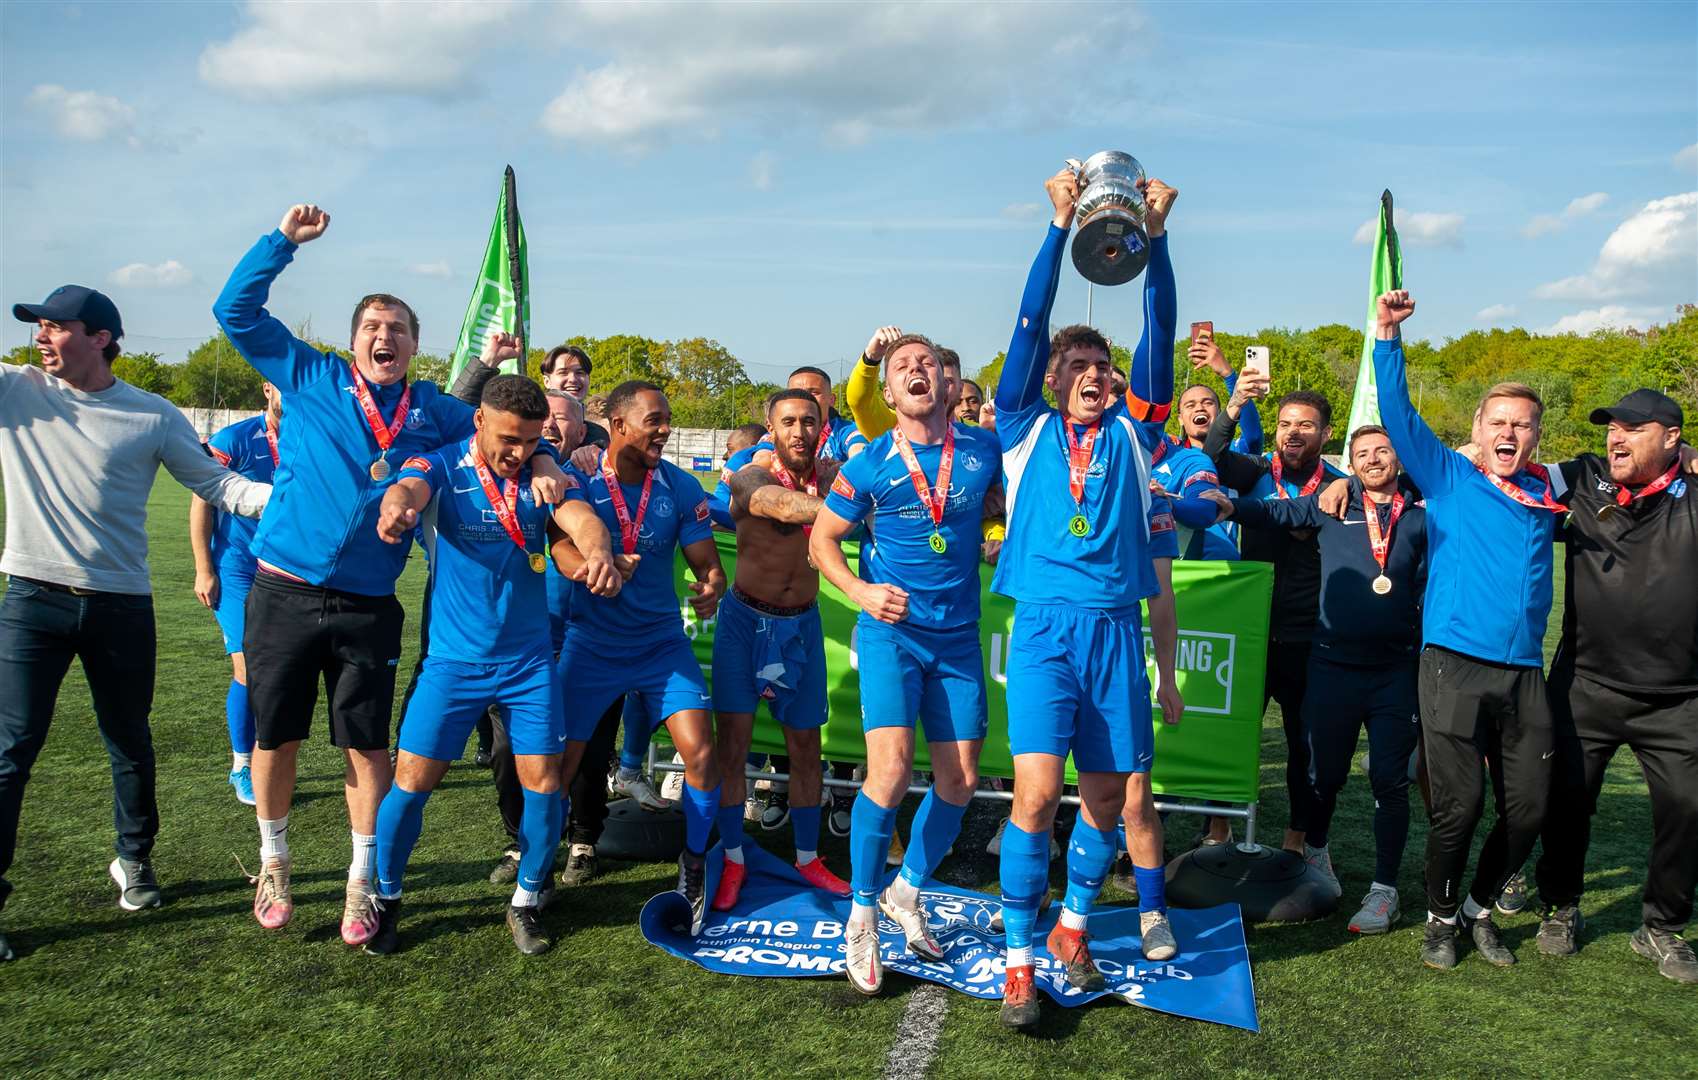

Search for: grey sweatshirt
xmin=0 ymin=363 xmax=270 ymax=594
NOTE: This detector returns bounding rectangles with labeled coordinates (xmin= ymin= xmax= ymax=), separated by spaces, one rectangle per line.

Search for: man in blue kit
xmin=213 ymin=203 xmax=566 ymax=944
xmin=189 ymin=380 xmax=284 ymax=806
xmin=990 ymin=167 xmax=1182 ymax=1028
xmin=364 ymin=374 xmax=621 ymax=956
xmin=809 ymin=332 xmax=1000 ymax=996
xmin=551 ymin=380 xmax=728 ymax=935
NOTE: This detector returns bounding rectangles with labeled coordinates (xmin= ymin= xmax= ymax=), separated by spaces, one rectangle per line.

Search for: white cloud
xmin=1543 ymin=305 xmax=1664 ymax=335
xmin=1521 ymin=191 xmax=1609 ymax=238
xmin=1353 ymin=209 xmax=1464 ymax=248
xmin=28 ymin=84 xmax=138 ymax=146
xmin=1534 ymin=192 xmax=1698 ymax=300
xmin=1001 ymin=203 xmax=1049 ymax=221
xmin=198 ymin=0 xmax=522 ymax=99
xmin=109 ymin=260 xmax=193 ymax=288
xmin=407 ymin=261 xmax=452 ymax=279
xmin=1476 ymin=304 xmax=1518 ymax=323
xmin=749 ymin=151 xmax=776 ymax=192
xmin=1676 ymin=144 xmax=1698 ymax=174
xmin=538 ymin=3 xmax=1146 ymax=148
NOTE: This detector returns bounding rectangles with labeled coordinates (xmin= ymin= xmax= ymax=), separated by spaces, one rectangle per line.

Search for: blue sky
xmin=3 ymin=1 xmax=1694 ymax=385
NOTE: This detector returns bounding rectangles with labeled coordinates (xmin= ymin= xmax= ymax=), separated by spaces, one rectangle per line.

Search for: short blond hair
xmin=1476 ymin=382 xmax=1543 ymax=422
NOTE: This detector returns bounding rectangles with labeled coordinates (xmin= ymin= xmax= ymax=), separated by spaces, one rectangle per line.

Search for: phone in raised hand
xmin=1243 ymin=345 xmax=1271 ymax=380
xmin=1190 ymin=320 xmax=1213 ymax=345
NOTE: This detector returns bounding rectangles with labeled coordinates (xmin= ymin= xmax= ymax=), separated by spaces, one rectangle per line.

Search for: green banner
xmin=1345 ymin=189 xmax=1405 ymax=439
xmin=671 ymin=535 xmax=1272 ymax=805
xmin=449 ymin=167 xmax=531 ymax=382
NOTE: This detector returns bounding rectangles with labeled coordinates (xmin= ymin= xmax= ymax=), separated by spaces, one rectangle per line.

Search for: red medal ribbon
xmin=892 ymin=426 xmax=954 ymax=532
xmin=816 ymin=418 xmax=832 ymax=457
xmin=1064 ymin=420 xmax=1101 ymax=505
xmin=349 ymin=363 xmax=412 ymax=454
xmin=264 ymin=417 xmax=280 ymax=469
xmin=1613 ymin=462 xmax=1679 ymax=507
xmin=601 ymin=452 xmax=654 ymax=555
xmin=473 ymin=446 xmax=529 ymax=557
xmin=1476 ymin=462 xmax=1567 ymax=513
xmin=1269 ymin=453 xmax=1324 ymax=500
xmin=1362 ymin=491 xmax=1406 ymax=574
xmin=771 ymin=460 xmax=819 ymax=537
xmin=1150 ymin=434 xmax=1171 ymax=467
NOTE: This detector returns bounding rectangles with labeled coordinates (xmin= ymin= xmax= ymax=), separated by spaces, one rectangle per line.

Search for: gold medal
xmin=1595 ymin=503 xmax=1620 ymax=523
xmin=369 ymin=456 xmax=391 ymax=482
xmin=929 ymin=532 xmax=948 ymax=554
xmin=1372 ymin=574 xmax=1393 ymax=595
xmin=1069 ymin=514 xmax=1089 ymax=537
xmin=529 ymin=551 xmax=547 ymax=574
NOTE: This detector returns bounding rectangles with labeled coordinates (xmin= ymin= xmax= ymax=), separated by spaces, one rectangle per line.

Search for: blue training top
xmin=991 ymin=223 xmax=1177 ymax=612
xmin=205 ymin=413 xmax=279 ymax=569
xmin=568 ymin=455 xmax=713 ymax=650
xmin=1373 ymin=336 xmax=1556 ymax=667
xmin=398 ymin=439 xmax=579 ymax=665
xmin=1153 ymin=441 xmax=1241 ymax=561
xmin=822 ymin=424 xmax=1000 ymax=632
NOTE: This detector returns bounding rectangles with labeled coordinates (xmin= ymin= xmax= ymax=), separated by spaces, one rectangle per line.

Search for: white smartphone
xmin=1243 ymin=345 xmax=1271 ymax=379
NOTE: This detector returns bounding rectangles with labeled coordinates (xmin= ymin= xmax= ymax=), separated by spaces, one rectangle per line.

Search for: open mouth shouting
xmin=1078 ymin=381 xmax=1104 ymax=407
xmin=1493 ymin=440 xmax=1518 ymax=467
xmin=905 ymin=374 xmax=932 ymax=397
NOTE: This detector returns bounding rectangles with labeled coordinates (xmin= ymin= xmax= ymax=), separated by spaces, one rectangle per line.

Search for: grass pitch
xmin=1 ymin=476 xmax=1692 ymax=1079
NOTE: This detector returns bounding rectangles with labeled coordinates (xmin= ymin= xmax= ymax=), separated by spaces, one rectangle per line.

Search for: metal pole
xmin=1087 ymin=282 xmax=1094 ymax=326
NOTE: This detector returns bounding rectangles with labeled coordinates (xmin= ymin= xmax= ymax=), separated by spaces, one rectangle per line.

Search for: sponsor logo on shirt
xmin=695 ymin=501 xmax=710 ymax=523
xmin=831 ymin=473 xmax=857 ymax=499
xmin=402 ymin=456 xmax=432 ymax=473
xmin=209 ymin=446 xmax=232 ymax=466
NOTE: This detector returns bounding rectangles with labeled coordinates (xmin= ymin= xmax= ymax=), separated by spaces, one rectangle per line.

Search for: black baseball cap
xmin=12 ymin=285 xmax=124 ymax=341
xmin=1589 ymin=388 xmax=1683 ymax=428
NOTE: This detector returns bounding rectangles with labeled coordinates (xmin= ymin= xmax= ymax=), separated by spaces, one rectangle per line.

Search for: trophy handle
xmin=1063 ymin=157 xmax=1085 ymax=181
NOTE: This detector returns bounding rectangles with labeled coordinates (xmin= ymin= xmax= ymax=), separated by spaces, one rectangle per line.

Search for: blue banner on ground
xmin=640 ymin=844 xmax=1259 ymax=1032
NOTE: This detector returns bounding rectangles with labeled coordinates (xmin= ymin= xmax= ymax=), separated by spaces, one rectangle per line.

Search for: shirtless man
xmin=710 ymin=389 xmax=853 ymax=908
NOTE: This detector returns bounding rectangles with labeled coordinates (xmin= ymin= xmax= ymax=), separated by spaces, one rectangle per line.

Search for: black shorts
xmin=244 ymin=571 xmax=405 ymax=751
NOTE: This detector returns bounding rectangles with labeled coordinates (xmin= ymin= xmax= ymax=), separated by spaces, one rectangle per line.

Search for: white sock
xmin=617 ymin=765 xmax=641 ymax=781
xmin=886 ymin=876 xmax=920 ymax=910
xmin=1461 ymin=896 xmax=1489 ymax=921
xmin=795 ymin=848 xmax=818 ymax=866
xmin=848 ymin=901 xmax=877 ymax=929
xmin=1371 ymin=881 xmax=1397 ymax=894
xmin=724 ymin=845 xmax=744 ymax=865
xmin=1060 ymin=908 xmax=1088 ymax=931
xmin=233 ymin=752 xmax=252 ymax=771
xmin=1428 ymin=910 xmax=1457 ymax=925
xmin=1007 ymin=945 xmax=1033 ymax=968
xmin=258 ymin=815 xmax=289 ymax=862
xmin=1305 ymin=843 xmax=1326 ymax=858
xmin=512 ymin=885 xmax=540 ymax=908
xmin=349 ymin=831 xmax=376 ymax=885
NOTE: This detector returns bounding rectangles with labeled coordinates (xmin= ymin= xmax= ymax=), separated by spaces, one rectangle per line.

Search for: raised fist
xmin=863 ymin=325 xmax=904 ymax=363
xmin=1376 ymin=290 xmax=1415 ymax=337
xmin=481 ymin=330 xmax=522 ymax=368
xmin=1046 ymin=168 xmax=1081 ymax=229
xmin=1142 ymin=179 xmax=1178 ymax=237
xmin=279 ymin=204 xmax=330 ymax=245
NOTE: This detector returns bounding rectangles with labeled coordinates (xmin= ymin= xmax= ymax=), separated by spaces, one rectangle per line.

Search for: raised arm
xmin=1123 ymin=180 xmax=1179 ymax=424
xmin=995 ymin=171 xmax=1076 ymax=416
xmin=1224 ymin=374 xmax=1266 ymax=454
xmin=1372 ymin=291 xmax=1460 ymax=497
xmin=1201 ymin=407 xmax=1269 ymax=492
xmin=160 ymin=411 xmax=269 ymax=518
xmin=212 ymin=205 xmax=338 ymax=392
xmin=847 ymin=326 xmax=899 ymax=441
xmin=447 ymin=332 xmax=507 ymax=404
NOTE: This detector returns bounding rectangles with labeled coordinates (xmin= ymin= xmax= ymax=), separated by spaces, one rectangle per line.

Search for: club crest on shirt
xmin=695 ymin=501 xmax=711 ymax=523
xmin=405 ymin=408 xmax=425 ymax=429
xmin=653 ymin=494 xmax=675 ymax=520
xmin=962 ymin=451 xmax=985 ymax=472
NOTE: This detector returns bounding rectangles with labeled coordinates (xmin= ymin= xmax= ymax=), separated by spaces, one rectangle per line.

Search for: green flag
xmin=449 ymin=166 xmax=530 ymax=382
xmin=1345 ymin=189 xmax=1404 ymax=440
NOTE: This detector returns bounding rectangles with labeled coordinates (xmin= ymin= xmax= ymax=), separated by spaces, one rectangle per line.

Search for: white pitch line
xmin=882 ymin=983 xmax=950 ymax=1080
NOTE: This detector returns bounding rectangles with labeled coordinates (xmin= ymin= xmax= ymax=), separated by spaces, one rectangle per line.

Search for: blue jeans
xmin=0 ymin=579 xmax=158 ymax=911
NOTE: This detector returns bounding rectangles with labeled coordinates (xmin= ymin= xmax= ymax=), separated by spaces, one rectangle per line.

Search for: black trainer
xmin=506 ymin=903 xmax=553 ymax=956
xmin=1630 ymin=925 xmax=1698 ymax=985
xmin=1466 ymin=912 xmax=1516 ymax=966
xmin=1494 ymin=870 xmax=1529 ymax=916
xmin=760 ymin=789 xmax=790 ymax=832
xmin=827 ymin=790 xmax=852 ymax=838
xmin=558 ymin=844 xmax=598 ymax=888
xmin=488 ymin=847 xmax=521 ymax=885
xmin=109 ymin=858 xmax=162 ymax=910
xmin=363 ymin=896 xmax=403 ymax=955
xmin=1422 ymin=917 xmax=1458 ymax=970
xmin=676 ymin=850 xmax=707 ymax=935
xmin=1537 ymin=905 xmax=1582 ymax=956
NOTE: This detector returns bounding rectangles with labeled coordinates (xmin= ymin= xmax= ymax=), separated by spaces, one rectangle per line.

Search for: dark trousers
xmin=1535 ymin=653 xmax=1698 ymax=932
xmin=1265 ymin=638 xmax=1316 ymax=832
xmin=0 ymin=580 xmax=158 ymax=911
xmin=1303 ymin=655 xmax=1420 ymax=885
xmin=1419 ymin=645 xmax=1553 ymax=918
xmin=491 ymin=695 xmax=623 ymax=847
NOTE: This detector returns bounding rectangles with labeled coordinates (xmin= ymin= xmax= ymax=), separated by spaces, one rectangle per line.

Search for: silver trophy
xmin=1065 ymin=151 xmax=1148 ymax=286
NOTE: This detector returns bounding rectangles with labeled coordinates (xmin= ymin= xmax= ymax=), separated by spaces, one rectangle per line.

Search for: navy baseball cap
xmin=12 ymin=285 xmax=124 ymax=341
xmin=1589 ymin=388 xmax=1683 ymax=428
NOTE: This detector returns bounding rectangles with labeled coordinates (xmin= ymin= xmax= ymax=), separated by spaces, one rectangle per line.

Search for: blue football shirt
xmin=205 ymin=413 xmax=279 ymax=567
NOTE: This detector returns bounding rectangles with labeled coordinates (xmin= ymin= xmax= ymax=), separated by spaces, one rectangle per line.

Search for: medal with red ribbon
xmin=349 ymin=363 xmax=411 ymax=483
xmin=474 ymin=447 xmax=544 ymax=573
xmin=1362 ymin=491 xmax=1406 ymax=595
xmin=1476 ymin=462 xmax=1567 ymax=514
xmin=815 ymin=418 xmax=832 ymax=458
xmin=1598 ymin=462 xmax=1679 ymax=522
xmin=601 ymin=451 xmax=654 ymax=555
xmin=771 ymin=460 xmax=819 ymax=537
xmin=892 ymin=427 xmax=954 ymax=555
xmin=1064 ymin=419 xmax=1101 ymax=537
xmin=264 ymin=417 xmax=280 ymax=469
xmin=1269 ymin=452 xmax=1324 ymax=500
